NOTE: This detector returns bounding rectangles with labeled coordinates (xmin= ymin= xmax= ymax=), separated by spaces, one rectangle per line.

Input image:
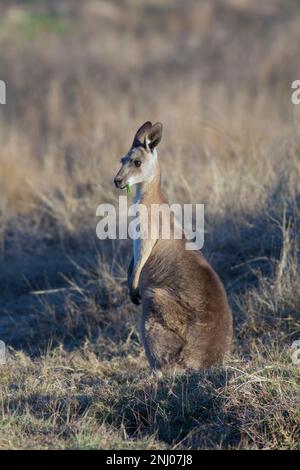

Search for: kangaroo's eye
xmin=134 ymin=160 xmax=142 ymax=167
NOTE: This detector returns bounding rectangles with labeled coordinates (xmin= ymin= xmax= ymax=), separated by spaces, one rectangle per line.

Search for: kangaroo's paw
xmin=129 ymin=286 xmax=141 ymax=305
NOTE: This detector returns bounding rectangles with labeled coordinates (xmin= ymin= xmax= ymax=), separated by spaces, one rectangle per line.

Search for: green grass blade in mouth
xmin=126 ymin=184 xmax=131 ymax=195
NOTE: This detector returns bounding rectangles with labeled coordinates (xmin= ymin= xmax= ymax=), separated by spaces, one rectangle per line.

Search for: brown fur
xmin=115 ymin=122 xmax=233 ymax=372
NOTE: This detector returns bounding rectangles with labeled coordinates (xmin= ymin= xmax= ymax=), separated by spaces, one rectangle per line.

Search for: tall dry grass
xmin=0 ymin=0 xmax=299 ymax=449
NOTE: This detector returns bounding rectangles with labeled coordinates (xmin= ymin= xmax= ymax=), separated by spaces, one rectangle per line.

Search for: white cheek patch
xmin=126 ymin=148 xmax=158 ymax=187
xmin=127 ymin=175 xmax=141 ymax=186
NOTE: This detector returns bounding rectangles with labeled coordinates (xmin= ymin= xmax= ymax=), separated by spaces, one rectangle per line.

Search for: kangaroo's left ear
xmin=145 ymin=122 xmax=163 ymax=150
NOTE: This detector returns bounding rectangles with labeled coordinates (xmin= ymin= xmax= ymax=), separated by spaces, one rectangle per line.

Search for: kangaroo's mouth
xmin=114 ymin=177 xmax=127 ymax=189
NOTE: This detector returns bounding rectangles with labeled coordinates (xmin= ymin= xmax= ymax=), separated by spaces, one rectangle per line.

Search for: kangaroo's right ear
xmin=133 ymin=121 xmax=152 ymax=146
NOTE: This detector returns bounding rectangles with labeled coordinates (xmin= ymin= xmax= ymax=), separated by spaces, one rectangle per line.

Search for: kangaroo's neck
xmin=133 ymin=163 xmax=165 ymax=206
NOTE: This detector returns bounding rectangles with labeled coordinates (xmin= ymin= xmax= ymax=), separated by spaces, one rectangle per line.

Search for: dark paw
xmin=129 ymin=288 xmax=141 ymax=305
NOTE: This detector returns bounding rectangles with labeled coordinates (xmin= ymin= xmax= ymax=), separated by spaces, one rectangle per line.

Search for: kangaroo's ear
xmin=146 ymin=122 xmax=163 ymax=150
xmin=133 ymin=121 xmax=152 ymax=146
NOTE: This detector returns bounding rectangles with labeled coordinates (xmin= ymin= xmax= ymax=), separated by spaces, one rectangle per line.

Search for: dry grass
xmin=0 ymin=0 xmax=300 ymax=449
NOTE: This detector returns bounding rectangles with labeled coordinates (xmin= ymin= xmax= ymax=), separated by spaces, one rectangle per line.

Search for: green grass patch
xmin=0 ymin=11 xmax=75 ymax=40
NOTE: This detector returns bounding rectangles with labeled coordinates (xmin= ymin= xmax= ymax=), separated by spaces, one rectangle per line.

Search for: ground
xmin=0 ymin=0 xmax=299 ymax=449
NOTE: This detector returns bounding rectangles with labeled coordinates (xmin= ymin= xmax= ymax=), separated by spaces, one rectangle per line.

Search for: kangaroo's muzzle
xmin=114 ymin=176 xmax=126 ymax=189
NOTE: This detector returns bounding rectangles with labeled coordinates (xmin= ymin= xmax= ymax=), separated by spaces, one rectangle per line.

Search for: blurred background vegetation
xmin=0 ymin=0 xmax=299 ymax=450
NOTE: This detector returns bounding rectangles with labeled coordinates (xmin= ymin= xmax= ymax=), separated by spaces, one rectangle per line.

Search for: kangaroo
xmin=114 ymin=121 xmax=233 ymax=372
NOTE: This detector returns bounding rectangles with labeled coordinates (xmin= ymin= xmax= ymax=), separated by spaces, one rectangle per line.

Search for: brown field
xmin=0 ymin=0 xmax=300 ymax=449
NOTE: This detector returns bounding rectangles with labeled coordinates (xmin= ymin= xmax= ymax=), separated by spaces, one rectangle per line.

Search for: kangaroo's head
xmin=114 ymin=121 xmax=163 ymax=189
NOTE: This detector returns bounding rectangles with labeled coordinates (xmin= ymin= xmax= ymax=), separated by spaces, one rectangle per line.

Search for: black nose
xmin=114 ymin=176 xmax=123 ymax=188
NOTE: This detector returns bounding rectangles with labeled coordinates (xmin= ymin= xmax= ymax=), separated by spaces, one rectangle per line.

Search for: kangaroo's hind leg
xmin=140 ymin=290 xmax=185 ymax=371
